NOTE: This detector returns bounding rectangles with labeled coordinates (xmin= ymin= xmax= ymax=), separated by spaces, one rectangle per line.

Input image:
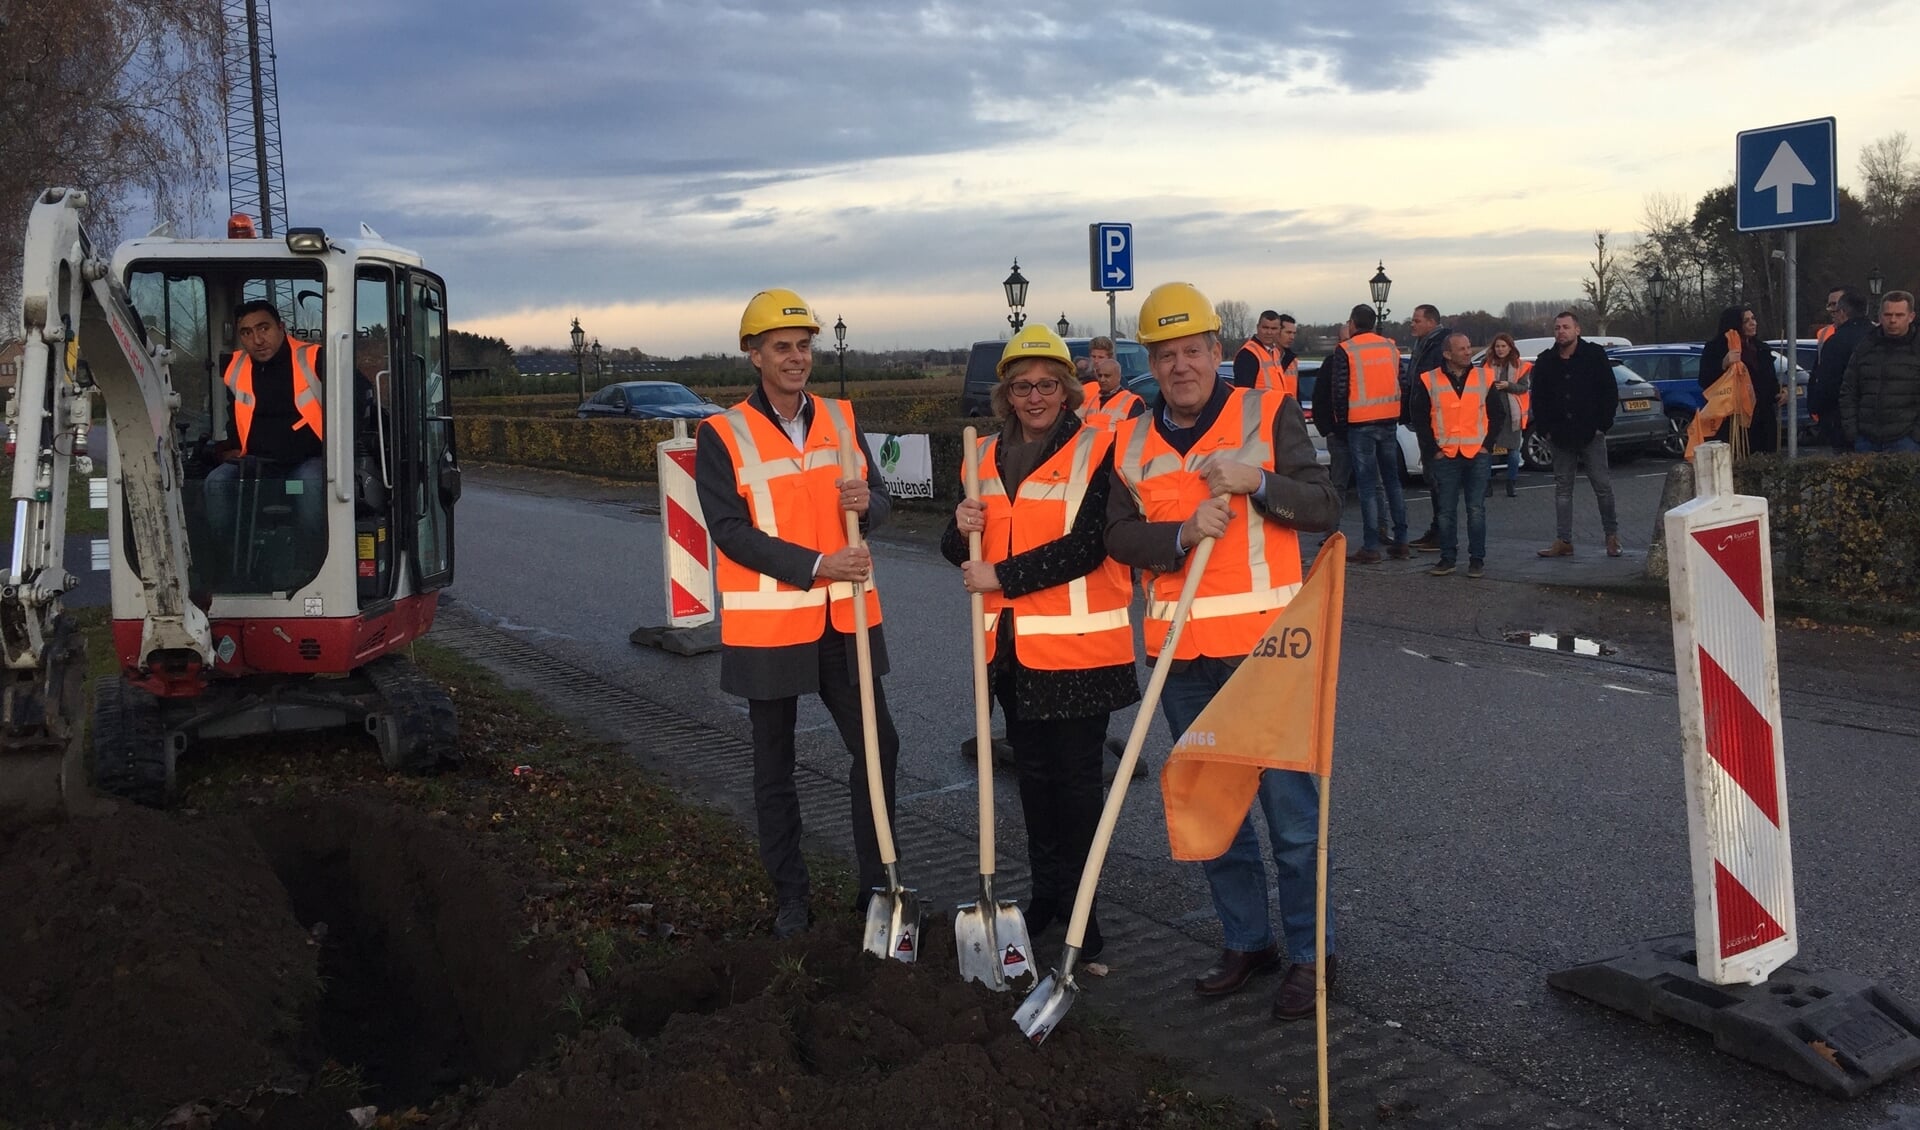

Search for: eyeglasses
xmin=1007 ymin=378 xmax=1063 ymax=397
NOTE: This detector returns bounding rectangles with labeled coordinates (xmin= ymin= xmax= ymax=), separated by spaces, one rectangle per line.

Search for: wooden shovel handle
xmin=962 ymin=427 xmax=995 ymax=876
xmin=836 ymin=430 xmax=897 ymax=866
xmin=1062 ymin=536 xmax=1217 ymax=952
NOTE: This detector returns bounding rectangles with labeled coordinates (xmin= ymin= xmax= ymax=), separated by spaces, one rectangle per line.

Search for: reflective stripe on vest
xmin=1424 ymin=366 xmax=1493 ymax=459
xmin=1114 ymin=387 xmax=1304 ymax=660
xmin=969 ymin=426 xmax=1133 ymax=670
xmin=1342 ymin=334 xmax=1401 ymax=423
xmin=222 ymin=342 xmax=325 ymax=453
xmin=1077 ymin=381 xmax=1102 ymax=420
xmin=1477 ymin=360 xmax=1532 ymax=431
xmin=1239 ymin=339 xmax=1290 ymax=397
xmin=707 ymin=395 xmax=882 ymax=647
xmin=1083 ymin=386 xmax=1143 ymax=432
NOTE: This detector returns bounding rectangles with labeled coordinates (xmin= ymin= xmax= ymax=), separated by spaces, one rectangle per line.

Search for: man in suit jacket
xmin=694 ymin=288 xmax=900 ymax=939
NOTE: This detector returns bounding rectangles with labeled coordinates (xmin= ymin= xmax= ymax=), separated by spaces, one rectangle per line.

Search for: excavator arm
xmin=0 ymin=187 xmax=211 ymax=822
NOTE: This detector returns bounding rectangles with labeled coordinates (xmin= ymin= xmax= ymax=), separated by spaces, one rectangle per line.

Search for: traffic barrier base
xmin=630 ymin=421 xmax=722 ymax=656
xmin=1549 ymin=934 xmax=1920 ymax=1098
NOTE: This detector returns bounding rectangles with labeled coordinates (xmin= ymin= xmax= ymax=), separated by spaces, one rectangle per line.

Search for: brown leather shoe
xmin=1537 ymin=539 xmax=1574 ymax=558
xmin=1386 ymin=542 xmax=1411 ymax=560
xmin=1606 ymin=534 xmax=1623 ymax=557
xmin=1271 ymin=954 xmax=1339 ymax=1021
xmin=1346 ymin=548 xmax=1383 ymax=565
xmin=1194 ymin=944 xmax=1282 ymax=997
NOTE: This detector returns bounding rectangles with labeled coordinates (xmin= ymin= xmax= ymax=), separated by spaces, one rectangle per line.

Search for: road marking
xmin=898 ymin=779 xmax=977 ymax=803
xmin=1602 ymin=683 xmax=1653 ymax=695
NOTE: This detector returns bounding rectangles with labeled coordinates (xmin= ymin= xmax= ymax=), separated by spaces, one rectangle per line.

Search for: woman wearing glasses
xmin=942 ymin=324 xmax=1139 ymax=960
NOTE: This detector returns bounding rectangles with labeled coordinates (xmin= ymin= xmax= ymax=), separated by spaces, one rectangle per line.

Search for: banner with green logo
xmin=862 ymin=432 xmax=933 ymax=500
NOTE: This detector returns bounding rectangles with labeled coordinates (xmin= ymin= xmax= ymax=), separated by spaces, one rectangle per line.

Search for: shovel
xmin=835 ymin=430 xmax=923 ymax=963
xmin=1014 ymin=535 xmax=1216 ymax=1044
xmin=953 ymin=426 xmax=1034 ymax=990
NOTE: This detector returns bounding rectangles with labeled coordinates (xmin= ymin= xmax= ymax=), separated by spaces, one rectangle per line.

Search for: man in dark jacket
xmin=1840 ymin=291 xmax=1920 ymax=453
xmin=1811 ymin=287 xmax=1872 ymax=452
xmin=1403 ymin=304 xmax=1449 ymax=551
xmin=1529 ymin=311 xmax=1620 ymax=557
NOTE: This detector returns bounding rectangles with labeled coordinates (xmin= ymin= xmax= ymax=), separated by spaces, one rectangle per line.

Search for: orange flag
xmin=1685 ymin=330 xmax=1756 ymax=461
xmin=1161 ymin=532 xmax=1346 ymax=862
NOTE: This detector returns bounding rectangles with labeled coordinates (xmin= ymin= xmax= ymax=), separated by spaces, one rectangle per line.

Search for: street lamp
xmin=834 ymin=315 xmax=849 ymax=398
xmin=1648 ymin=265 xmax=1668 ymax=343
xmin=1368 ymin=261 xmax=1392 ymax=324
xmin=1868 ymin=265 xmax=1885 ymax=301
xmin=1056 ymin=313 xmax=1070 ymax=338
xmin=569 ymin=316 xmax=587 ymax=401
xmin=1003 ymin=259 xmax=1029 ymax=334
xmin=591 ymin=337 xmax=603 ymax=384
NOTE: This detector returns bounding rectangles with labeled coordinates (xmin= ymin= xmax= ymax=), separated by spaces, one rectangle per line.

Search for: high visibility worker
xmin=1232 ymin=310 xmax=1300 ymax=398
xmin=206 ymin=299 xmax=328 ymax=545
xmin=694 ymin=288 xmax=901 ymax=940
xmin=1409 ymin=332 xmax=1508 ymax=578
xmin=1104 ymin=281 xmax=1339 ymax=1022
xmin=943 ymin=325 xmax=1140 ymax=960
xmin=1319 ymin=303 xmax=1409 ymax=564
xmin=1080 ymin=335 xmax=1145 ymax=430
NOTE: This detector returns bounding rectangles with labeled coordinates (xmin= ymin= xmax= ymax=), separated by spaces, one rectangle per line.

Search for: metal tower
xmin=222 ymin=0 xmax=288 ymax=236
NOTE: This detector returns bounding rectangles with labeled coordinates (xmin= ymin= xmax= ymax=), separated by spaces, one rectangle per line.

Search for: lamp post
xmin=1648 ymin=265 xmax=1668 ymax=343
xmin=569 ymin=316 xmax=586 ymax=401
xmin=1869 ymin=265 xmax=1885 ymax=304
xmin=1003 ymin=259 xmax=1029 ymax=334
xmin=834 ymin=315 xmax=849 ymax=398
xmin=1368 ymin=260 xmax=1392 ymax=325
xmin=591 ymin=337 xmax=603 ymax=385
xmin=1056 ymin=313 xmax=1070 ymax=338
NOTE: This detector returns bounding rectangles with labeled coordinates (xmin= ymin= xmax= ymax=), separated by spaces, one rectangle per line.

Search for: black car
xmin=577 ymin=381 xmax=724 ymax=421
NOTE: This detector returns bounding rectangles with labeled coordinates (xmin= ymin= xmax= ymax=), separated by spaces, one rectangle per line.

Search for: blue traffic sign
xmin=1088 ymin=222 xmax=1133 ymax=292
xmin=1736 ymin=117 xmax=1836 ymax=232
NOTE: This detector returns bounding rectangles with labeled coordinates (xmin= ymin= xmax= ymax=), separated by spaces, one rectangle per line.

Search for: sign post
xmin=1737 ymin=117 xmax=1837 ymax=459
xmin=1088 ymin=222 xmax=1134 ymax=339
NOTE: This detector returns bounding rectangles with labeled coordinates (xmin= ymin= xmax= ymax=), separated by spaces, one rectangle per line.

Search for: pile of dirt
xmin=460 ymin=921 xmax=1178 ymax=1130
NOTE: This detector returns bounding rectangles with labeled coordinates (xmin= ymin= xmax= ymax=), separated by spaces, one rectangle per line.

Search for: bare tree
xmin=1581 ymin=230 xmax=1622 ymax=334
xmin=1857 ymin=131 xmax=1917 ymax=229
xmin=0 ymin=1 xmax=225 ymax=313
xmin=1213 ymin=299 xmax=1251 ymax=346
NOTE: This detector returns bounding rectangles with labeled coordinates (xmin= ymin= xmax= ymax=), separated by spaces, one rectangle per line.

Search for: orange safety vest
xmin=705 ymin=396 xmax=882 ymax=648
xmin=1083 ymin=386 xmax=1144 ymax=432
xmin=968 ymin=427 xmax=1133 ymax=670
xmin=1238 ymin=339 xmax=1294 ymax=397
xmin=1816 ymin=323 xmax=1835 ymax=344
xmin=1423 ymin=366 xmax=1494 ymax=459
xmin=1476 ymin=359 xmax=1532 ymax=431
xmin=1114 ymin=388 xmax=1303 ymax=660
xmin=1341 ymin=333 xmax=1401 ymax=423
xmin=223 ymin=342 xmax=324 ymax=453
xmin=1079 ymin=380 xmax=1102 ymax=417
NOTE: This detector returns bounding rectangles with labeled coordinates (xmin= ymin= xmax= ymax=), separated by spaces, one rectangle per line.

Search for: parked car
xmin=959 ymin=336 xmax=1150 ymax=417
xmin=576 ymin=381 xmax=723 ymax=421
xmin=1517 ymin=362 xmax=1668 ymax=468
xmin=1607 ymin=344 xmax=1812 ymax=456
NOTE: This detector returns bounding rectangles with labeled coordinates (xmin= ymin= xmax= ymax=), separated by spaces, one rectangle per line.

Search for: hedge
xmin=455 ymin=416 xmax=679 ymax=480
xmin=1733 ymin=452 xmax=1920 ymax=608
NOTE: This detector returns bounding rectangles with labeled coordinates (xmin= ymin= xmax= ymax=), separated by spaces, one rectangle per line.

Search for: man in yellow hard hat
xmin=1105 ymin=281 xmax=1340 ymax=1021
xmin=694 ymin=288 xmax=900 ymax=939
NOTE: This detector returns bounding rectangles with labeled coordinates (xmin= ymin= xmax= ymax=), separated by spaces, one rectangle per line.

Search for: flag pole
xmin=1314 ymin=535 xmax=1345 ymax=1130
xmin=1315 ymin=774 xmax=1331 ymax=1130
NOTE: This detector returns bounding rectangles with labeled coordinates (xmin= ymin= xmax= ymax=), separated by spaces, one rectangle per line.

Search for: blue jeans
xmin=1348 ymin=424 xmax=1407 ymax=552
xmin=1505 ymin=444 xmax=1522 ymax=485
xmin=1854 ymin=435 xmax=1920 ymax=453
xmin=1430 ymin=451 xmax=1491 ymax=564
xmin=1160 ymin=657 xmax=1332 ymax=961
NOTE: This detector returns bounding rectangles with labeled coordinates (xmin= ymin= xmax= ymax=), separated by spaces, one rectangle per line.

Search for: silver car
xmin=1521 ymin=363 xmax=1668 ymax=469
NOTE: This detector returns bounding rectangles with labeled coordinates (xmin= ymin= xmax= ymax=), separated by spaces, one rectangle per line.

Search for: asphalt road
xmin=446 ymin=455 xmax=1920 ymax=1128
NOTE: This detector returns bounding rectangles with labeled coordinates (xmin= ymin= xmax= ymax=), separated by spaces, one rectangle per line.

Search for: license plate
xmin=1625 ymin=399 xmax=1651 ymax=411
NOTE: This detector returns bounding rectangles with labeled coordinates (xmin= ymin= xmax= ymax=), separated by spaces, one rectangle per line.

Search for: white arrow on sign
xmin=1106 ymin=265 xmax=1127 ymax=284
xmin=1754 ymin=141 xmax=1816 ymax=214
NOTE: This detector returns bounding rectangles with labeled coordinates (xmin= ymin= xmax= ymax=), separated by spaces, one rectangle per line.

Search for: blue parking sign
xmin=1736 ymin=118 xmax=1837 ymax=232
xmin=1088 ymin=222 xmax=1133 ymax=292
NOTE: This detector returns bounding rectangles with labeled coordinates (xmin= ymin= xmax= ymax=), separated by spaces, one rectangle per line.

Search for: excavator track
xmin=362 ymin=653 xmax=459 ymax=772
xmin=89 ymin=675 xmax=174 ymax=808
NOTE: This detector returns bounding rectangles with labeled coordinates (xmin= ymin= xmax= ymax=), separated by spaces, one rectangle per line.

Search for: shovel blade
xmin=993 ymin=901 xmax=1034 ymax=982
xmin=1012 ymin=968 xmax=1078 ymax=1045
xmin=954 ymin=899 xmax=1033 ymax=990
xmin=861 ymin=885 xmax=924 ymax=964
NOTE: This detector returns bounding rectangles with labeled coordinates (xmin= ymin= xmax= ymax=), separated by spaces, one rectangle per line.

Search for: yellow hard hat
xmin=738 ymin=288 xmax=821 ymax=349
xmin=1136 ymin=282 xmax=1222 ymax=344
xmin=997 ymin=324 xmax=1074 ymax=380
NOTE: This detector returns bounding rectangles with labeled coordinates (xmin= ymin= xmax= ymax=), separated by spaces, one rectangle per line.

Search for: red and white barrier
xmin=658 ymin=421 xmax=714 ymax=629
xmin=1664 ymin=442 xmax=1796 ymax=985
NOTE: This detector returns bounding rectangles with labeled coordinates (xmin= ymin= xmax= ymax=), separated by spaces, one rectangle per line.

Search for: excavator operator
xmin=205 ymin=299 xmax=327 ymax=545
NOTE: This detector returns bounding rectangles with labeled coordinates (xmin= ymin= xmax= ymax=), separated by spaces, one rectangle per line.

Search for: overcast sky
xmin=272 ymin=1 xmax=1920 ymax=356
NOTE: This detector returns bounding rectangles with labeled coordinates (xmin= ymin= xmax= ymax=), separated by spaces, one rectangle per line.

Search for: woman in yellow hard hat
xmin=942 ymin=325 xmax=1139 ymax=960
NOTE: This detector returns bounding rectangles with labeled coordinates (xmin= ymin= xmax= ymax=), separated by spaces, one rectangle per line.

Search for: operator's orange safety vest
xmin=1816 ymin=323 xmax=1835 ymax=344
xmin=967 ymin=427 xmax=1133 ymax=670
xmin=1238 ymin=339 xmax=1295 ymax=398
xmin=1115 ymin=388 xmax=1304 ymax=660
xmin=1341 ymin=333 xmax=1401 ymax=423
xmin=1083 ymin=386 xmax=1144 ymax=432
xmin=1423 ymin=366 xmax=1494 ymax=459
xmin=1476 ymin=359 xmax=1532 ymax=431
xmin=705 ymin=395 xmax=882 ymax=648
xmin=223 ymin=341 xmax=324 ymax=453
